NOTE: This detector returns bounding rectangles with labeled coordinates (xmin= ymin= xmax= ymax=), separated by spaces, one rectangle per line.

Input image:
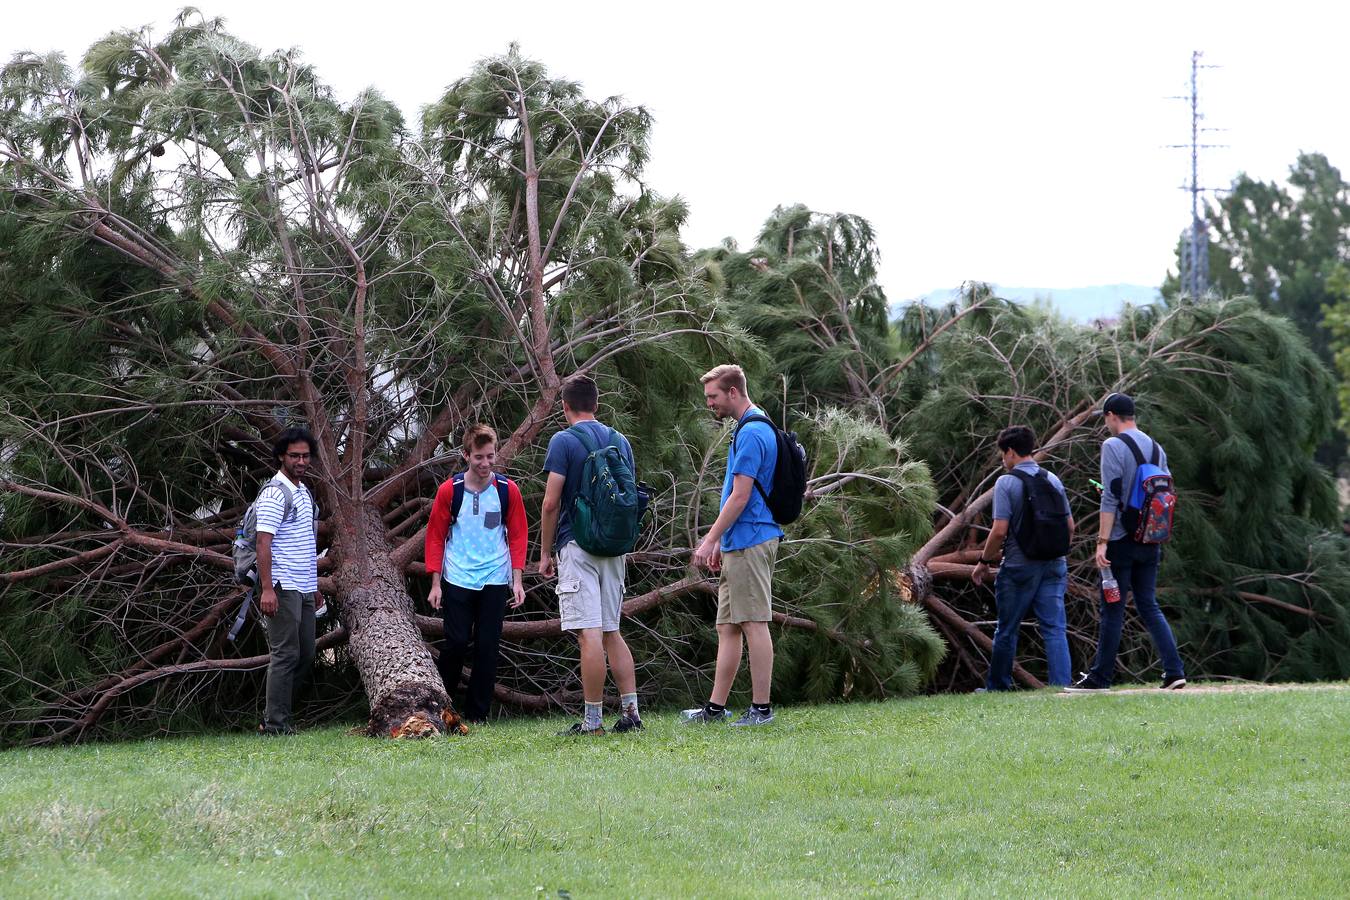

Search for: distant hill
xmin=900 ymin=283 xmax=1162 ymax=323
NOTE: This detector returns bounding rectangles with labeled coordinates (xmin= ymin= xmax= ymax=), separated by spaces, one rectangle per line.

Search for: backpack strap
xmin=450 ymin=472 xmax=466 ymax=523
xmin=494 ymin=475 xmax=510 ymax=524
xmin=449 ymin=473 xmax=509 ymax=528
xmin=731 ymin=413 xmax=776 ymax=505
xmin=567 ymin=424 xmax=603 ymax=455
xmin=1115 ymin=432 xmax=1147 ymax=467
xmin=731 ymin=413 xmax=774 ymax=446
xmin=1007 ymin=468 xmax=1039 ymax=523
xmin=261 ymin=480 xmax=296 ymax=525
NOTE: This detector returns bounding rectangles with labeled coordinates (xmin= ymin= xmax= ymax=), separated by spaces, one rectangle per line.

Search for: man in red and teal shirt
xmin=424 ymin=423 xmax=528 ymax=722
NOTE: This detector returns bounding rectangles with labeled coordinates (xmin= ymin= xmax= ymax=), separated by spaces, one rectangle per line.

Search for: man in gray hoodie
xmin=1067 ymin=393 xmax=1187 ymax=692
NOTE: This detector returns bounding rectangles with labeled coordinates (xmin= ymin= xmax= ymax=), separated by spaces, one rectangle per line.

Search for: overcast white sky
xmin=6 ymin=1 xmax=1348 ymax=300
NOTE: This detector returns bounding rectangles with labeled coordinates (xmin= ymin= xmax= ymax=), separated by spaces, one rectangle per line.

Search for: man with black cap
xmin=1066 ymin=393 xmax=1187 ymax=692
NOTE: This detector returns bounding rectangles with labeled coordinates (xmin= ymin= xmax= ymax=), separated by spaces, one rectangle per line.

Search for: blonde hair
xmin=461 ymin=423 xmax=497 ymax=454
xmin=700 ymin=364 xmax=747 ymax=396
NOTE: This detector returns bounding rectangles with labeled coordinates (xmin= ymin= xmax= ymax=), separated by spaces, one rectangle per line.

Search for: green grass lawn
xmin=1 ymin=686 xmax=1347 ymax=898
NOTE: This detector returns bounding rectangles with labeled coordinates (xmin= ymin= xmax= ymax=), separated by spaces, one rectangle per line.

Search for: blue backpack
xmin=1117 ymin=433 xmax=1176 ymax=544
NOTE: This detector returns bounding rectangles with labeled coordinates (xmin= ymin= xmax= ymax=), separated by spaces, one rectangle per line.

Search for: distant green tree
xmin=695 ymin=205 xmax=893 ymax=411
xmin=1164 ymin=153 xmax=1350 ymax=457
xmin=1320 ymin=265 xmax=1350 ymax=438
xmin=1164 ymin=153 xmax=1350 ymax=356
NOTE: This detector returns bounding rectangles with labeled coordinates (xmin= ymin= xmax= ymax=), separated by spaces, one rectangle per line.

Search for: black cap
xmin=1101 ymin=392 xmax=1135 ymax=418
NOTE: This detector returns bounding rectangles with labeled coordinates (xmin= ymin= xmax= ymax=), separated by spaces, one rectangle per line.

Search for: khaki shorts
xmin=716 ymin=538 xmax=779 ymax=624
xmin=557 ymin=541 xmax=626 ymax=632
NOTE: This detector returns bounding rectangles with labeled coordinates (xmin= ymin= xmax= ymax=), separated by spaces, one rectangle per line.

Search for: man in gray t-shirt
xmin=1067 ymin=392 xmax=1186 ymax=692
xmin=1100 ymin=427 xmax=1168 ymax=543
xmin=971 ymin=425 xmax=1073 ymax=689
xmin=993 ymin=462 xmax=1069 ymax=568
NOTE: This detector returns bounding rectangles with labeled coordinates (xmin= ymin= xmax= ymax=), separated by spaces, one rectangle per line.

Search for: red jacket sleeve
xmin=504 ymin=478 xmax=529 ymax=571
xmin=424 ymin=478 xmax=457 ymax=574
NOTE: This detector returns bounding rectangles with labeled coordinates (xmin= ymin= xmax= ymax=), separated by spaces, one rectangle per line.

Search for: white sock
xmin=583 ymin=701 xmax=604 ymax=730
xmin=620 ymin=693 xmax=639 ymax=720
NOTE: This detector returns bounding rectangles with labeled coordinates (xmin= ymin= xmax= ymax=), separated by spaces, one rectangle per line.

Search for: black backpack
xmin=731 ymin=414 xmax=808 ymax=525
xmin=1009 ymin=469 xmax=1072 ymax=560
xmin=448 ymin=472 xmax=510 ymax=526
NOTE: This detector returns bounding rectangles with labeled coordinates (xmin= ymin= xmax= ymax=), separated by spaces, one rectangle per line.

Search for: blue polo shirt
xmin=721 ymin=407 xmax=785 ymax=552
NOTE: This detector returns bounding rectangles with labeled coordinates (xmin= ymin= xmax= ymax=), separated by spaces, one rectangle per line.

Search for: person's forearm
xmin=539 ymin=505 xmax=559 ymax=557
xmin=981 ymin=523 xmax=1008 ymax=562
xmin=256 ymin=533 xmax=274 ymax=588
xmin=1097 ymin=511 xmax=1116 ymax=544
xmin=430 ymin=571 xmax=441 ymax=589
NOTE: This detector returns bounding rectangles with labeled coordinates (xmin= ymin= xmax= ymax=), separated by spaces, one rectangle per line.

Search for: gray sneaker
xmin=680 ymin=706 xmax=733 ymax=723
xmin=730 ymin=706 xmax=775 ymax=726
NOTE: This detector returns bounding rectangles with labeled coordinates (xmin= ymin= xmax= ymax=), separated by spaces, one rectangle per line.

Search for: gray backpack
xmin=228 ymin=480 xmax=318 ymax=641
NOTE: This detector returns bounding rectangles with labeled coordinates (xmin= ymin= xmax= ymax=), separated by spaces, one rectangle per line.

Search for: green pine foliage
xmin=0 ymin=24 xmax=948 ymax=744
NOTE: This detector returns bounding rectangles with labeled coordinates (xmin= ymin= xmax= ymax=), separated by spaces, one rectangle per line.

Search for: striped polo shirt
xmin=255 ymin=472 xmax=318 ymax=593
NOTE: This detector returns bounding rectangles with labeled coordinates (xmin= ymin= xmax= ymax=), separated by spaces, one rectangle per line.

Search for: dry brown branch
xmin=920 ymin=592 xmax=1044 ymax=689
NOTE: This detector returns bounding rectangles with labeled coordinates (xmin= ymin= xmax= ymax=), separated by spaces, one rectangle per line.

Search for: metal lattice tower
xmin=1168 ymin=52 xmax=1224 ymax=300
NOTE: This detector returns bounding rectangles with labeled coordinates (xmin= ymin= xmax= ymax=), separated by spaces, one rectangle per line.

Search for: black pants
xmin=437 ymin=582 xmax=510 ymax=721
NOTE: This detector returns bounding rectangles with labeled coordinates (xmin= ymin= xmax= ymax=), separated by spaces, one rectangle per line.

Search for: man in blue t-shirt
xmin=538 ymin=375 xmax=642 ymax=736
xmin=688 ymin=364 xmax=784 ymax=726
xmin=970 ymin=425 xmax=1073 ymax=690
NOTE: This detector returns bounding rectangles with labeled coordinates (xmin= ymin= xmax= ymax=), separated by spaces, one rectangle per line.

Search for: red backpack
xmin=1117 ymin=433 xmax=1176 ymax=544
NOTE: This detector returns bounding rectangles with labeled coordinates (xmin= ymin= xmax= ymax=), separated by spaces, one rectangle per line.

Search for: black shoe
xmin=257 ymin=723 xmax=297 ymax=736
xmin=612 ymin=703 xmax=643 ymax=733
xmin=612 ymin=712 xmax=643 ymax=733
xmin=1063 ymin=673 xmax=1108 ymax=693
xmin=1160 ymin=676 xmax=1187 ymax=690
xmin=557 ymin=722 xmax=606 ymax=737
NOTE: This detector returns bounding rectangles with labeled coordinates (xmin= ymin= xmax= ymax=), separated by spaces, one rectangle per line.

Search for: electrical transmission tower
xmin=1168 ymin=51 xmax=1224 ymax=299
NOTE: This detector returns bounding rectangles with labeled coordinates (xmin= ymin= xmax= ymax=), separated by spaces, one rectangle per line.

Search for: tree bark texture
xmin=331 ymin=503 xmax=453 ymax=736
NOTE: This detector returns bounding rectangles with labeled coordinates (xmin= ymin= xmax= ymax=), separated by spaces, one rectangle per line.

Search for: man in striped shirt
xmin=256 ymin=427 xmax=320 ymax=735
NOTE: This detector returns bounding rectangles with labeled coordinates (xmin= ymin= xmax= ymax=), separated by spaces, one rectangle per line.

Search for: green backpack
xmin=567 ymin=425 xmax=648 ymax=557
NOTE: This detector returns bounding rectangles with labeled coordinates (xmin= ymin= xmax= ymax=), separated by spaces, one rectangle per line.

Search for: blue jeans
xmin=986 ymin=558 xmax=1071 ymax=690
xmin=1087 ymin=540 xmax=1185 ymax=685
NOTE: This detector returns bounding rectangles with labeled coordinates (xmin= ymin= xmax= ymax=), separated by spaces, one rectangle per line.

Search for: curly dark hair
xmin=272 ymin=426 xmax=319 ymax=464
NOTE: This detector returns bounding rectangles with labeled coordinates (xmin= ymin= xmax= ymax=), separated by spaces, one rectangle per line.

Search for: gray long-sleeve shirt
xmin=1100 ymin=427 xmax=1169 ymax=541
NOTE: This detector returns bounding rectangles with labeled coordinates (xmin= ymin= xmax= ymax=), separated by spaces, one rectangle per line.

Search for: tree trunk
xmin=332 ymin=503 xmax=458 ymax=736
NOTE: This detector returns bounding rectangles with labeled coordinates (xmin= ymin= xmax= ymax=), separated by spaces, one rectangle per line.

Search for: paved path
xmin=1054 ymin=681 xmax=1350 ymax=697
